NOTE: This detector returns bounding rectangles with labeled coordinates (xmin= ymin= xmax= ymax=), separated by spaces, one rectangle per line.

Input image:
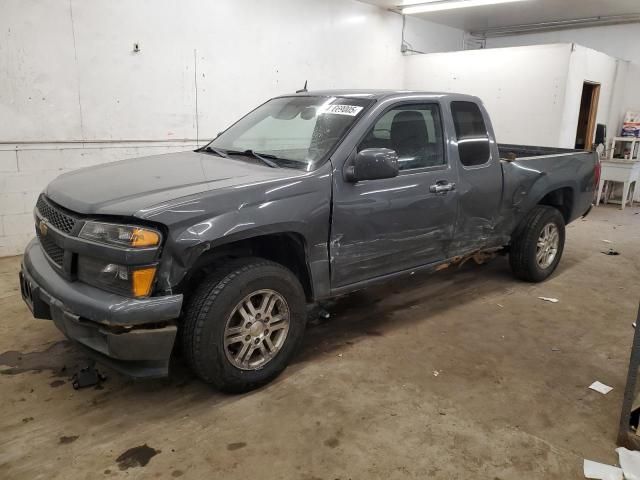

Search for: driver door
xmin=330 ymin=102 xmax=459 ymax=288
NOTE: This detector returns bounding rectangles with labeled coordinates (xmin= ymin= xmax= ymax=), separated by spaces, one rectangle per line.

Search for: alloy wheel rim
xmin=223 ymin=289 xmax=290 ymax=370
xmin=536 ymin=223 xmax=559 ymax=269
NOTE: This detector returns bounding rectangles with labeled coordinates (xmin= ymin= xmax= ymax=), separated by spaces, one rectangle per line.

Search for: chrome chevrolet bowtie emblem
xmin=39 ymin=220 xmax=48 ymax=236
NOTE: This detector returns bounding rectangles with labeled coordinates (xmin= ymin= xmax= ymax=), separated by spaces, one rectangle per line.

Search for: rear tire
xmin=509 ymin=205 xmax=565 ymax=282
xmin=181 ymin=258 xmax=307 ymax=393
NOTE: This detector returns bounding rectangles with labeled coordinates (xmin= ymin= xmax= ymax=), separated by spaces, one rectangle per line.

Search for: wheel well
xmin=181 ymin=232 xmax=314 ymax=302
xmin=538 ymin=187 xmax=573 ymax=223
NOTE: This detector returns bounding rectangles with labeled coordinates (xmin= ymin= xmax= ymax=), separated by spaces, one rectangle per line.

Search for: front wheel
xmin=181 ymin=258 xmax=307 ymax=393
xmin=509 ymin=205 xmax=566 ymax=282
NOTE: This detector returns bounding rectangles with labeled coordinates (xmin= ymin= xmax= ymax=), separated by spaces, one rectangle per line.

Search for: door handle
xmin=429 ymin=182 xmax=456 ymax=194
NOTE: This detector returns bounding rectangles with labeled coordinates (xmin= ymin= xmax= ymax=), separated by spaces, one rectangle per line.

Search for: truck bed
xmin=498 ymin=144 xmax=597 ymax=230
xmin=498 ymin=143 xmax=583 ymax=161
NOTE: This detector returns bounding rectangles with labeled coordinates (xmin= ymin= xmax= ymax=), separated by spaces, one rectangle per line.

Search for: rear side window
xmin=451 ymin=101 xmax=490 ymax=167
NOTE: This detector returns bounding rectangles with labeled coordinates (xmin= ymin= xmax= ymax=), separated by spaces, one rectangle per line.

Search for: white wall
xmin=404 ymin=43 xmax=622 ymax=150
xmin=404 ymin=15 xmax=465 ymax=54
xmin=404 ymin=44 xmax=572 ymax=146
xmin=0 ymin=0 xmax=465 ymax=256
xmin=485 ymin=23 xmax=640 ymax=134
xmin=559 ymin=44 xmax=621 ymax=148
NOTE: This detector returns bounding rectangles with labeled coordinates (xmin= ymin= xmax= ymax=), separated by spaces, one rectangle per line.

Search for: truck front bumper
xmin=19 ymin=239 xmax=183 ymax=378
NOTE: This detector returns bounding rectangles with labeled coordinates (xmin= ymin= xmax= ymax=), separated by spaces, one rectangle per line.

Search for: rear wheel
xmin=509 ymin=205 xmax=566 ymax=282
xmin=181 ymin=258 xmax=307 ymax=393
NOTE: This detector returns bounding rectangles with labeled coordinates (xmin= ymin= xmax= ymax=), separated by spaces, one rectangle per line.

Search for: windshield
xmin=205 ymin=96 xmax=372 ymax=170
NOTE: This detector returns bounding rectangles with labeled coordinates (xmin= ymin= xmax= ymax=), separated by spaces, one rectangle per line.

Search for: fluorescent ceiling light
xmin=402 ymin=0 xmax=527 ymax=15
xmin=399 ymin=0 xmax=442 ymax=4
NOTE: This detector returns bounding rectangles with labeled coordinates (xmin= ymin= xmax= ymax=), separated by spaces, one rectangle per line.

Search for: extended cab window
xmin=359 ymin=104 xmax=444 ymax=171
xmin=451 ymin=101 xmax=491 ymax=167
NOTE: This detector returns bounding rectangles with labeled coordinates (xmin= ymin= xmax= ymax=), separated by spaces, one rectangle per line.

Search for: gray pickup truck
xmin=19 ymin=90 xmax=598 ymax=392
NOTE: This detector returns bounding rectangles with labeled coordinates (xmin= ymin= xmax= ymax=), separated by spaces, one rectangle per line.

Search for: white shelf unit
xmin=610 ymin=136 xmax=640 ymax=161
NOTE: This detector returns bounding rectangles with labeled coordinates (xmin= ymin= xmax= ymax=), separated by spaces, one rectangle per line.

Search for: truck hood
xmin=45 ymin=150 xmax=306 ymax=216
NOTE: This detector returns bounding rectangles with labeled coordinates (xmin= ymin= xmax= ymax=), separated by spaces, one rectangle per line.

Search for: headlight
xmin=77 ymin=256 xmax=157 ymax=298
xmin=79 ymin=221 xmax=161 ymax=248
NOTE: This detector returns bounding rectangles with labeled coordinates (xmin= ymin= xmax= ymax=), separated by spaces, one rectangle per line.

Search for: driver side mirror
xmin=345 ymin=148 xmax=399 ymax=182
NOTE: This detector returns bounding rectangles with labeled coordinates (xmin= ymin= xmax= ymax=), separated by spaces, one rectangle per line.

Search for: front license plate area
xmin=19 ymin=271 xmax=51 ymax=319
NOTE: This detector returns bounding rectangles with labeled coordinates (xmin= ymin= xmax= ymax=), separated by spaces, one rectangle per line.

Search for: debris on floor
xmin=432 ymin=370 xmax=441 ymax=377
xmin=602 ymin=249 xmax=621 ymax=256
xmin=588 ymin=381 xmax=613 ymax=395
xmin=616 ymin=447 xmax=640 ymax=480
xmin=71 ymin=363 xmax=107 ymax=390
xmin=602 ymin=239 xmax=613 ymax=244
xmin=583 ymin=459 xmax=623 ymax=480
xmin=307 ymin=304 xmax=332 ymax=326
xmin=538 ymin=297 xmax=559 ymax=303
xmin=496 ymin=303 xmax=504 ymax=308
xmin=585 ymin=447 xmax=640 ymax=480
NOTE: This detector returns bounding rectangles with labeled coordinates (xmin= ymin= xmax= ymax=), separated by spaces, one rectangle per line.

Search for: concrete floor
xmin=1 ymin=205 xmax=639 ymax=479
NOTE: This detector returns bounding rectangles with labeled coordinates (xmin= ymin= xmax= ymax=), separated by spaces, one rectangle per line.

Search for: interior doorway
xmin=575 ymin=81 xmax=601 ymax=150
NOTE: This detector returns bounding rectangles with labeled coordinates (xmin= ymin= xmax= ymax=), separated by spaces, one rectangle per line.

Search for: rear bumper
xmin=20 ymin=239 xmax=183 ymax=378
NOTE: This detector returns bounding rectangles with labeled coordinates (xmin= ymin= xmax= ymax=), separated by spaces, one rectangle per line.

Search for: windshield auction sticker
xmin=321 ymin=105 xmax=364 ymax=116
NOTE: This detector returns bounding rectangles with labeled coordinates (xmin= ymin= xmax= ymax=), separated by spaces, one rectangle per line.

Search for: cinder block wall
xmin=0 ymin=142 xmax=197 ymax=256
xmin=0 ymin=0 xmax=465 ymax=257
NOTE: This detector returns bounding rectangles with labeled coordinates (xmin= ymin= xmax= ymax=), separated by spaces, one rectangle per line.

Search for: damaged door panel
xmin=330 ymin=101 xmax=457 ymax=287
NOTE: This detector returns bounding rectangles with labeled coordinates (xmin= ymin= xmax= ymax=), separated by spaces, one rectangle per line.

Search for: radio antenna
xmin=296 ymin=80 xmax=308 ymax=93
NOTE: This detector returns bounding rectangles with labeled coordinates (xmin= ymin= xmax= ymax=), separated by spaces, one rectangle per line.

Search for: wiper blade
xmin=226 ymin=149 xmax=279 ymax=168
xmin=249 ymin=150 xmax=281 ymax=168
xmin=199 ymin=145 xmax=230 ymax=158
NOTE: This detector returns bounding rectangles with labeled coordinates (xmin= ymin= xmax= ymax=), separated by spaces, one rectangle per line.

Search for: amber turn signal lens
xmin=131 ymin=267 xmax=157 ymax=298
xmin=131 ymin=228 xmax=161 ymax=248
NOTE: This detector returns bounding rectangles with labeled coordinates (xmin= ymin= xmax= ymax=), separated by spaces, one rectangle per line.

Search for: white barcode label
xmin=321 ymin=105 xmax=363 ymax=116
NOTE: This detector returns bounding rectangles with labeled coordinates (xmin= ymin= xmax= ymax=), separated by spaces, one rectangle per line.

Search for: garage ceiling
xmin=360 ymin=0 xmax=640 ymax=33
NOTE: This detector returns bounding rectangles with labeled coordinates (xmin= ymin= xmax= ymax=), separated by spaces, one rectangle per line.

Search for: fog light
xmin=78 ymin=256 xmax=157 ymax=298
xmin=102 ymin=263 xmax=129 ymax=281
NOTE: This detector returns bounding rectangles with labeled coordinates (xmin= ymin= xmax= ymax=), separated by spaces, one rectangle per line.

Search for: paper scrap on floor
xmin=538 ymin=297 xmax=559 ymax=303
xmin=589 ymin=381 xmax=613 ymax=395
xmin=583 ymin=459 xmax=623 ymax=480
xmin=617 ymin=447 xmax=640 ymax=480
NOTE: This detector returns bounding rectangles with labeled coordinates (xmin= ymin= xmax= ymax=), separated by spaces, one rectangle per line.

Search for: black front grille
xmin=36 ymin=195 xmax=77 ymax=234
xmin=36 ymin=229 xmax=65 ymax=267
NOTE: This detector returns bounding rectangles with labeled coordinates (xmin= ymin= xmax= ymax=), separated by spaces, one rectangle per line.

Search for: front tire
xmin=181 ymin=258 xmax=307 ymax=393
xmin=509 ymin=205 xmax=566 ymax=282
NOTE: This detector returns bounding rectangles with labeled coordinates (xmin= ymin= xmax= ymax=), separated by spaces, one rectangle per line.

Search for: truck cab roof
xmin=288 ymin=89 xmax=482 ymax=103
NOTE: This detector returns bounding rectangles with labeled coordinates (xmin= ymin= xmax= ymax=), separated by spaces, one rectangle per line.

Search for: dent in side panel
xmin=330 ymin=169 xmax=457 ymax=287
